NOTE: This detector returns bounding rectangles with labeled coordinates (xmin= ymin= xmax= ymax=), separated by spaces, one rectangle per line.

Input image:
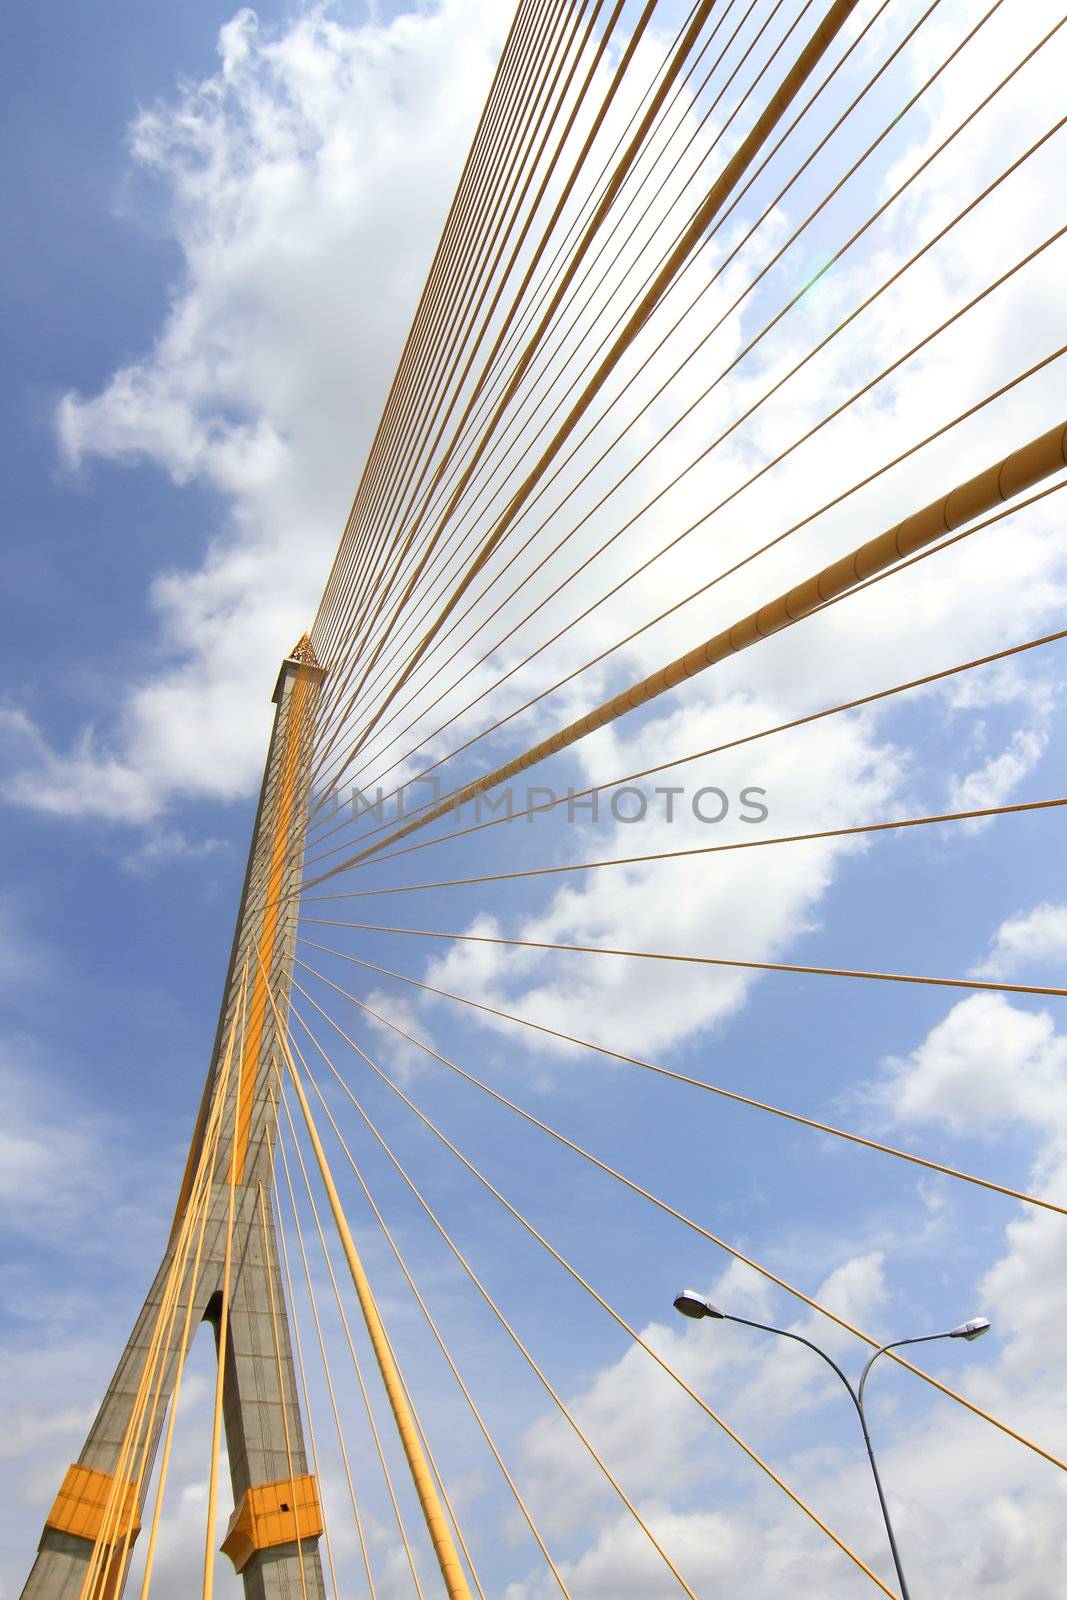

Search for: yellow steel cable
xmin=313 ymin=0 xmax=841 ymax=742
xmin=300 ymin=416 xmax=1067 ymax=876
xmin=313 ymin=0 xmax=670 ymax=717
xmin=322 ymin=0 xmax=1043 ymax=778
xmin=315 ymin=21 xmax=1043 ymax=864
xmin=271 ymin=1088 xmax=434 ymax=1600
xmin=80 ymin=1241 xmax=186 ymax=1599
xmin=301 ymin=930 xmax=1067 ymax=1002
xmin=306 ymin=596 xmax=1067 ymax=876
xmin=313 ymin=0 xmax=610 ymax=683
xmin=313 ymin=0 xmax=695 ymax=691
xmin=328 ymin=0 xmax=864 ymax=774
xmin=303 ymin=549 xmax=1067 ymax=893
xmin=79 ymin=1232 xmax=188 ymax=1595
xmin=322 ymin=0 xmax=1033 ymax=784
xmin=292 ymin=1028 xmax=704 ymax=1599
xmin=315 ymin=0 xmax=597 ymax=659
xmin=296 ymin=424 xmax=1067 ymax=876
xmin=379 ymin=1346 xmax=488 ymax=1600
xmin=297 ymin=462 xmax=1067 ymax=897
xmin=139 ymin=1044 xmax=236 ymax=1599
xmin=126 ymin=1076 xmax=235 ymax=1595
xmin=312 ymin=0 xmax=560 ymax=653
xmin=280 ymin=1031 xmax=574 ymax=1600
xmin=302 ymin=795 xmax=1067 ymax=903
xmin=295 ymin=949 xmax=1067 ymax=1219
xmin=315 ymin=0 xmax=580 ymax=675
xmin=309 ymin=0 xmax=935 ymax=772
xmin=291 ymin=984 xmax=1067 ymax=1477
xmin=255 ymin=1179 xmax=310 ymax=1600
xmin=325 ymin=0 xmax=901 ymax=711
xmin=330 ymin=130 xmax=1067 ymax=815
xmin=319 ymin=406 xmax=1067 ymax=850
xmin=283 ymin=1064 xmax=472 ymax=1600
xmin=269 ymin=1087 xmax=431 ymax=1600
xmin=268 ymin=1135 xmax=343 ymax=1600
xmin=303 ymin=378 xmax=1067 ymax=869
xmin=289 ymin=1006 xmax=898 ymax=1597
xmin=269 ymin=1088 xmax=379 ymax=1600
xmin=313 ymin=0 xmax=1041 ymax=816
xmin=257 ymin=959 xmax=474 ymax=1600
xmin=308 ymin=0 xmax=537 ymax=648
xmin=273 ymin=1082 xmax=486 ymax=1600
xmin=80 ymin=996 xmax=244 ymax=1600
xmin=203 ymin=970 xmax=249 ymax=1600
xmin=311 ymin=0 xmax=636 ymax=691
xmin=313 ymin=0 xmax=1026 ymax=803
xmin=309 ymin=0 xmax=785 ymax=744
xmin=82 ymin=1150 xmax=205 ymax=1599
xmin=306 ymin=0 xmax=887 ymax=766
xmin=304 ymin=406 xmax=1067 ymax=884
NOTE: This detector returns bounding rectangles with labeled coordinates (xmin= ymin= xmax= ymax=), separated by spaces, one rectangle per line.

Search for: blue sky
xmin=2 ymin=2 xmax=1067 ymax=1596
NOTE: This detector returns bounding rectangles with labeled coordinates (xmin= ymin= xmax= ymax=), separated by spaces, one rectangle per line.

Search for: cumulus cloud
xmin=879 ymin=992 xmax=1067 ymax=1137
xmin=972 ymin=901 xmax=1067 ymax=979
xmin=5 ymin=0 xmax=507 ymax=825
xmin=421 ymin=699 xmax=906 ymax=1058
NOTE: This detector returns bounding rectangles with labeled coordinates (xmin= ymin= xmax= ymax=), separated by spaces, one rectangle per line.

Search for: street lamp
xmin=672 ymin=1289 xmax=990 ymax=1599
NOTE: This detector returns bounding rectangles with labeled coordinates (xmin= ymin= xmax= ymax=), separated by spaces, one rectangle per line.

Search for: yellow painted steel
xmin=220 ymin=1476 xmax=323 ymax=1574
xmin=324 ymin=420 xmax=1067 ymax=874
xmin=281 ymin=1037 xmax=473 ymax=1600
xmin=268 ymin=1102 xmax=379 ymax=1600
xmin=46 ymin=1467 xmax=140 ymax=1547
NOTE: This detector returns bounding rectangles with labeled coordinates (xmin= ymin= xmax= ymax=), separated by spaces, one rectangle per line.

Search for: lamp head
xmin=948 ymin=1316 xmax=991 ymax=1342
xmin=673 ymin=1289 xmax=725 ymax=1321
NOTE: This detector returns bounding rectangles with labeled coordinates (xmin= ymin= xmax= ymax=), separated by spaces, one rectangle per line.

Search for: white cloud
xmin=422 ymin=700 xmax=907 ymax=1058
xmin=879 ymin=992 xmax=1067 ymax=1137
xmin=973 ymin=901 xmax=1067 ymax=979
xmin=4 ymin=1 xmax=507 ymax=826
xmin=945 ymin=720 xmax=1050 ymax=823
xmin=120 ymin=824 xmax=233 ymax=876
xmin=516 ymin=1247 xmax=891 ymax=1548
xmin=339 ymin=982 xmax=437 ymax=1082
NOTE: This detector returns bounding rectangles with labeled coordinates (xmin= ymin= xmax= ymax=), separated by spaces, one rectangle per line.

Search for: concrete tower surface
xmin=22 ymin=639 xmax=329 ymax=1600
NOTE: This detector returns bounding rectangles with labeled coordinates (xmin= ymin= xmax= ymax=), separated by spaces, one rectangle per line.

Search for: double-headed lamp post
xmin=672 ymin=1290 xmax=990 ymax=1600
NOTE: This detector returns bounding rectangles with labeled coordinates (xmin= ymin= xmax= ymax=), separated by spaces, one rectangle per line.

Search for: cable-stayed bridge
xmin=20 ymin=1 xmax=1067 ymax=1595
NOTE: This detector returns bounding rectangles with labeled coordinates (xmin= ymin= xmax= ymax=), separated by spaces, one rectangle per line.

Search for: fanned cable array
xmin=29 ymin=3 xmax=1067 ymax=1598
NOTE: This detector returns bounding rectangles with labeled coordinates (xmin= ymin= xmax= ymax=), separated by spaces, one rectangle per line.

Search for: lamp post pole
xmin=672 ymin=1293 xmax=990 ymax=1600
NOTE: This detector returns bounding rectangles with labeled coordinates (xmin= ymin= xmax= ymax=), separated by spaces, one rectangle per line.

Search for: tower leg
xmin=20 ymin=1248 xmax=185 ymax=1600
xmin=215 ymin=1187 xmax=327 ymax=1599
xmin=21 ymin=641 xmax=328 ymax=1600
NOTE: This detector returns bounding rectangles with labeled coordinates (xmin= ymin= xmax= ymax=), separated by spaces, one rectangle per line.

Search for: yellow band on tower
xmin=220 ymin=1475 xmax=323 ymax=1573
